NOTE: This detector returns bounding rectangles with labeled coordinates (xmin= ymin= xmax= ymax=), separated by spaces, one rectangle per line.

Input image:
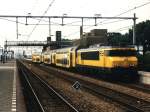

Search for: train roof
xmin=32 ymin=52 xmax=41 ymax=55
xmin=78 ymin=45 xmax=136 ymax=52
xmin=55 ymin=46 xmax=78 ymax=52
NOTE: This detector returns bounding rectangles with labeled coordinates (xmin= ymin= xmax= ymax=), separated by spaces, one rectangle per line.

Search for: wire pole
xmin=16 ymin=17 xmax=18 ymax=39
xmin=133 ymin=13 xmax=136 ymax=45
xmin=49 ymin=17 xmax=51 ymax=36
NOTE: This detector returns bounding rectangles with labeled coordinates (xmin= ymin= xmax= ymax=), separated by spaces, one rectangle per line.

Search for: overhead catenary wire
xmin=89 ymin=1 xmax=150 ymax=27
xmin=65 ymin=1 xmax=150 ymax=38
xmin=97 ymin=0 xmax=150 ymax=25
xmin=31 ymin=18 xmax=60 ymax=25
xmin=111 ymin=18 xmax=149 ymax=32
xmin=0 ymin=18 xmax=25 ymax=25
xmin=24 ymin=0 xmax=149 ymax=38
xmin=0 ymin=1 xmax=149 ymax=40
xmin=65 ymin=19 xmax=128 ymax=38
xmin=110 ymin=25 xmax=132 ymax=32
xmin=107 ymin=1 xmax=150 ymax=32
xmin=115 ymin=1 xmax=150 ymax=17
xmin=27 ymin=0 xmax=56 ymax=40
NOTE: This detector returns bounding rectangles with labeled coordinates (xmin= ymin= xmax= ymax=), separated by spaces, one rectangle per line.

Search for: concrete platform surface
xmin=138 ymin=71 xmax=150 ymax=85
xmin=0 ymin=60 xmax=26 ymax=112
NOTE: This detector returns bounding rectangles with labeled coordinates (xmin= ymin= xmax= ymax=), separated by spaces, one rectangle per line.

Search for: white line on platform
xmin=12 ymin=102 xmax=16 ymax=105
xmin=11 ymin=62 xmax=16 ymax=112
xmin=0 ymin=66 xmax=16 ymax=69
xmin=12 ymin=109 xmax=16 ymax=111
xmin=12 ymin=99 xmax=16 ymax=101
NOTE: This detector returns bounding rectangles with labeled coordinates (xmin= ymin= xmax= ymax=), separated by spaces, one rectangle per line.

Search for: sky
xmin=0 ymin=0 xmax=150 ymax=47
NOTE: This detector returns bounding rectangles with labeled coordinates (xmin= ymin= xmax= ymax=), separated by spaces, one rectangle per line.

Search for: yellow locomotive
xmin=76 ymin=46 xmax=137 ymax=73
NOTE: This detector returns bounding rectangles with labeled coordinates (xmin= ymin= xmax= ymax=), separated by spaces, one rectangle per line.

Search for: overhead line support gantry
xmin=0 ymin=14 xmax=137 ymax=45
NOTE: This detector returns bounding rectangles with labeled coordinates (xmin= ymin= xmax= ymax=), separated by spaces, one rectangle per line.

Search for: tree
xmin=107 ymin=20 xmax=150 ymax=54
xmin=107 ymin=32 xmax=131 ymax=45
xmin=128 ymin=20 xmax=150 ymax=54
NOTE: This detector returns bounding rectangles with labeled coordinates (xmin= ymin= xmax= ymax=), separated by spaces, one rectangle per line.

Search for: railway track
xmin=25 ymin=57 xmax=149 ymax=95
xmin=17 ymin=60 xmax=79 ymax=112
xmin=32 ymin=63 xmax=150 ymax=112
xmin=113 ymin=82 xmax=150 ymax=94
xmin=78 ymin=79 xmax=150 ymax=112
xmin=17 ymin=61 xmax=44 ymax=112
xmin=45 ymin=63 xmax=150 ymax=94
xmin=82 ymin=72 xmax=150 ymax=94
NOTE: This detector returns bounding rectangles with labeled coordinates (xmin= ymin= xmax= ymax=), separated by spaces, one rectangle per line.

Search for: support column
xmin=133 ymin=13 xmax=136 ymax=45
xmin=16 ymin=17 xmax=18 ymax=39
xmin=49 ymin=18 xmax=51 ymax=37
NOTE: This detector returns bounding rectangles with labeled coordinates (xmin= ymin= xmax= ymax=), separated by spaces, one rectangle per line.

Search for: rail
xmin=18 ymin=60 xmax=79 ymax=112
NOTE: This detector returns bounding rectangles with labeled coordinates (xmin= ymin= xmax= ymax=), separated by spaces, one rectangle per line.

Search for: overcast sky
xmin=0 ymin=0 xmax=150 ymax=47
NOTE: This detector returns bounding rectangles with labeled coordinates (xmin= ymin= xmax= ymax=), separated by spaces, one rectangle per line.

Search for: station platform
xmin=0 ymin=60 xmax=26 ymax=112
xmin=138 ymin=71 xmax=150 ymax=85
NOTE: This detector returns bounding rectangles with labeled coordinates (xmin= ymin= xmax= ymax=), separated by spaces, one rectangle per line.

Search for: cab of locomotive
xmin=103 ymin=48 xmax=138 ymax=70
xmin=32 ymin=54 xmax=41 ymax=63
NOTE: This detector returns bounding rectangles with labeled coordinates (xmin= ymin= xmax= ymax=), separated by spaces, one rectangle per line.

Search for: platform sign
xmin=56 ymin=31 xmax=61 ymax=41
xmin=72 ymin=81 xmax=81 ymax=90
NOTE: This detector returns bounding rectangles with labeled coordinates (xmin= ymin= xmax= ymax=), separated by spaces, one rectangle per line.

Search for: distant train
xmin=32 ymin=52 xmax=42 ymax=63
xmin=31 ymin=45 xmax=138 ymax=74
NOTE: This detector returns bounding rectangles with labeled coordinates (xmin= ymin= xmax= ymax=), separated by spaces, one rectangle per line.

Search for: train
xmin=32 ymin=52 xmax=41 ymax=63
xmin=31 ymin=45 xmax=138 ymax=76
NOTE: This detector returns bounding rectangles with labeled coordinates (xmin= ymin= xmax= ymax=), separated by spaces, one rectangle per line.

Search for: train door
xmin=51 ymin=55 xmax=52 ymax=62
xmin=100 ymin=50 xmax=105 ymax=69
xmin=53 ymin=54 xmax=56 ymax=64
xmin=70 ymin=52 xmax=72 ymax=67
xmin=103 ymin=50 xmax=108 ymax=69
xmin=70 ymin=48 xmax=77 ymax=68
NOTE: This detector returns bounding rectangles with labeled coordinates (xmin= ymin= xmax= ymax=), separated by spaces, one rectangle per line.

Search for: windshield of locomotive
xmin=104 ymin=50 xmax=136 ymax=56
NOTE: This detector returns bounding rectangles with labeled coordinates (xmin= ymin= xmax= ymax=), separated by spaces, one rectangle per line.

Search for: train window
xmin=56 ymin=58 xmax=68 ymax=65
xmin=81 ymin=51 xmax=99 ymax=60
xmin=105 ymin=50 xmax=136 ymax=56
